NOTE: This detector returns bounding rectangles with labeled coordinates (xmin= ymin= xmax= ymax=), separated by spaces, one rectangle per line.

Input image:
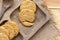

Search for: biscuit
xmin=18 ymin=13 xmax=26 ymax=22
xmin=2 ymin=23 xmax=15 ymax=39
xmin=24 ymin=0 xmax=32 ymax=1
xmin=18 ymin=9 xmax=35 ymax=22
xmin=0 ymin=26 xmax=9 ymax=36
xmin=0 ymin=33 xmax=9 ymax=40
xmin=6 ymin=20 xmax=19 ymax=36
xmin=22 ymin=22 xmax=33 ymax=26
xmin=20 ymin=0 xmax=36 ymax=12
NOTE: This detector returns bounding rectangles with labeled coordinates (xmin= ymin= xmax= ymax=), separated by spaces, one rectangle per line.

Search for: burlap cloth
xmin=0 ymin=0 xmax=60 ymax=40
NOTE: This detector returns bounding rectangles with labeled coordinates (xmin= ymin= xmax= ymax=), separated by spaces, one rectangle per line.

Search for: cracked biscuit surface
xmin=2 ymin=23 xmax=15 ymax=39
xmin=0 ymin=33 xmax=9 ymax=40
xmin=0 ymin=26 xmax=9 ymax=36
xmin=6 ymin=20 xmax=19 ymax=36
xmin=20 ymin=0 xmax=36 ymax=12
xmin=18 ymin=9 xmax=35 ymax=22
xmin=22 ymin=22 xmax=33 ymax=26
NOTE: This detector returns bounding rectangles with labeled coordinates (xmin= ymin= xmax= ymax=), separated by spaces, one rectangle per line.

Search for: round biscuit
xmin=0 ymin=26 xmax=9 ymax=36
xmin=18 ymin=12 xmax=26 ymax=22
xmin=19 ymin=9 xmax=35 ymax=22
xmin=24 ymin=0 xmax=32 ymax=1
xmin=20 ymin=0 xmax=36 ymax=12
xmin=22 ymin=22 xmax=33 ymax=26
xmin=0 ymin=33 xmax=9 ymax=40
xmin=6 ymin=20 xmax=19 ymax=36
xmin=2 ymin=23 xmax=15 ymax=39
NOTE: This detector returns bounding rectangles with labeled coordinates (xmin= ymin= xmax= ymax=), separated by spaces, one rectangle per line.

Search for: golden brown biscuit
xmin=23 ymin=22 xmax=33 ymax=26
xmin=0 ymin=33 xmax=9 ymax=40
xmin=24 ymin=0 xmax=32 ymax=1
xmin=18 ymin=9 xmax=35 ymax=22
xmin=20 ymin=0 xmax=36 ymax=12
xmin=2 ymin=23 xmax=15 ymax=39
xmin=18 ymin=12 xmax=26 ymax=22
xmin=0 ymin=26 xmax=9 ymax=36
xmin=6 ymin=20 xmax=19 ymax=36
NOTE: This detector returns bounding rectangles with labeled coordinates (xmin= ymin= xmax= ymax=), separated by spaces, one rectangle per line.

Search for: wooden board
xmin=49 ymin=8 xmax=60 ymax=32
xmin=44 ymin=0 xmax=60 ymax=8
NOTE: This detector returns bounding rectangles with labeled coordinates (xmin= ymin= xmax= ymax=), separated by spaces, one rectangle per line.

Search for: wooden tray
xmin=10 ymin=0 xmax=50 ymax=40
xmin=0 ymin=0 xmax=50 ymax=40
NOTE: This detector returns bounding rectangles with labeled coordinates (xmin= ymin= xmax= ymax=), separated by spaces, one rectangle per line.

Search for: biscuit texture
xmin=20 ymin=0 xmax=36 ymax=12
xmin=23 ymin=22 xmax=33 ymax=26
xmin=6 ymin=20 xmax=19 ymax=36
xmin=0 ymin=26 xmax=9 ymax=36
xmin=19 ymin=9 xmax=35 ymax=22
xmin=24 ymin=0 xmax=33 ymax=1
xmin=0 ymin=33 xmax=9 ymax=40
xmin=0 ymin=20 xmax=19 ymax=39
xmin=2 ymin=23 xmax=15 ymax=39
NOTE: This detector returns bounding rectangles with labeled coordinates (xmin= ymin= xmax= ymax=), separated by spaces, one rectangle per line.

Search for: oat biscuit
xmin=20 ymin=0 xmax=36 ymax=12
xmin=2 ymin=23 xmax=15 ymax=39
xmin=19 ymin=9 xmax=35 ymax=22
xmin=0 ymin=26 xmax=9 ymax=36
xmin=6 ymin=20 xmax=19 ymax=36
xmin=24 ymin=0 xmax=33 ymax=1
xmin=23 ymin=22 xmax=33 ymax=26
xmin=18 ymin=12 xmax=26 ymax=22
xmin=0 ymin=33 xmax=9 ymax=40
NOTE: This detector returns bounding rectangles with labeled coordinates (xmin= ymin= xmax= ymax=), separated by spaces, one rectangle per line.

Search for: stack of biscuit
xmin=0 ymin=20 xmax=19 ymax=40
xmin=18 ymin=0 xmax=36 ymax=27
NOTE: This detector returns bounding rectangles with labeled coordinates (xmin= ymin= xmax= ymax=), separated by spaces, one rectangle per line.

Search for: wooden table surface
xmin=43 ymin=0 xmax=60 ymax=40
xmin=44 ymin=0 xmax=60 ymax=8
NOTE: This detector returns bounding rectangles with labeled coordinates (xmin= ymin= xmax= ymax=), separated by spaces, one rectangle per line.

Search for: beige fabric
xmin=0 ymin=0 xmax=13 ymax=19
xmin=0 ymin=0 xmax=3 ymax=19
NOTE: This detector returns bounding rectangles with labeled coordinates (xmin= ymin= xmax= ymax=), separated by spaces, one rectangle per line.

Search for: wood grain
xmin=49 ymin=9 xmax=60 ymax=32
xmin=44 ymin=0 xmax=60 ymax=8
